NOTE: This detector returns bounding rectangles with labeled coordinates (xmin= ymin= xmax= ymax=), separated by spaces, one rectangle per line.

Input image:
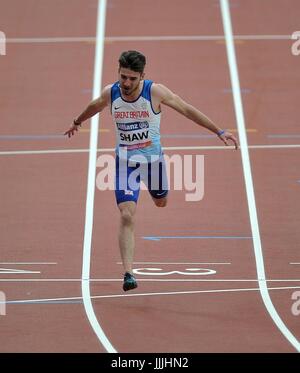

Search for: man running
xmin=64 ymin=50 xmax=238 ymax=291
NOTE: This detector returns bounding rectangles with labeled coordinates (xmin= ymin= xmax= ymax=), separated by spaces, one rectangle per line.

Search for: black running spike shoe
xmin=123 ymin=272 xmax=138 ymax=292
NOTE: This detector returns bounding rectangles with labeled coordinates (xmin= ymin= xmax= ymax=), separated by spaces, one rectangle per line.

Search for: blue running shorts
xmin=115 ymin=155 xmax=169 ymax=204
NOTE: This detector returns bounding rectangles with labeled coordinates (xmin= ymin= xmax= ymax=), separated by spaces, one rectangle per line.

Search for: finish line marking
xmin=0 ymin=278 xmax=299 ymax=282
xmin=1 ymin=144 xmax=300 ymax=157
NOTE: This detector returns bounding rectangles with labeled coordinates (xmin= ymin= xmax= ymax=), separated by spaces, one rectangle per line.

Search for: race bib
xmin=117 ymin=121 xmax=152 ymax=150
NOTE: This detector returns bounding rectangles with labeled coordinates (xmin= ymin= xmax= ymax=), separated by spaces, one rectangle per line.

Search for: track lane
xmin=232 ymin=0 xmax=300 ymax=346
xmin=89 ymin=0 xmax=299 ymax=352
xmin=0 ymin=0 xmax=106 ymax=352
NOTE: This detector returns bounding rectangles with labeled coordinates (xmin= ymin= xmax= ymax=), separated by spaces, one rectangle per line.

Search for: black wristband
xmin=73 ymin=119 xmax=81 ymax=126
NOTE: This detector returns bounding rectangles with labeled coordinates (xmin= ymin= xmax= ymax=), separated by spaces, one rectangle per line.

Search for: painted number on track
xmin=133 ymin=268 xmax=216 ymax=276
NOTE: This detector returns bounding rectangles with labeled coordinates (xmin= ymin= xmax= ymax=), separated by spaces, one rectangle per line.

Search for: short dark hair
xmin=118 ymin=50 xmax=146 ymax=73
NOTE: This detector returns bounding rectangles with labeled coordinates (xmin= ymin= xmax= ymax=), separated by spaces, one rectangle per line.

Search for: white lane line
xmin=0 ymin=278 xmax=299 ymax=282
xmin=80 ymin=0 xmax=116 ymax=354
xmin=0 ymin=268 xmax=40 ymax=274
xmin=163 ymin=144 xmax=300 ymax=150
xmin=0 ymin=144 xmax=300 ymax=157
xmin=5 ymin=35 xmax=293 ymax=43
xmin=6 ymin=37 xmax=97 ymax=43
xmin=0 ymin=149 xmax=90 ymax=156
xmin=220 ymin=0 xmax=300 ymax=352
xmin=0 ymin=149 xmax=96 ymax=156
xmin=2 ymin=285 xmax=300 ymax=305
xmin=106 ymin=35 xmax=293 ymax=42
xmin=0 ymin=262 xmax=57 ymax=265
xmin=290 ymin=263 xmax=300 ymax=265
xmin=117 ymin=262 xmax=231 ymax=265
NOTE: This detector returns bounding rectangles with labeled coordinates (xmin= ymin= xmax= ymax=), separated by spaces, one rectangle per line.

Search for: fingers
xmin=227 ymin=135 xmax=239 ymax=150
xmin=64 ymin=126 xmax=79 ymax=138
xmin=230 ymin=135 xmax=239 ymax=150
xmin=64 ymin=130 xmax=74 ymax=138
xmin=219 ymin=132 xmax=239 ymax=150
xmin=219 ymin=134 xmax=229 ymax=146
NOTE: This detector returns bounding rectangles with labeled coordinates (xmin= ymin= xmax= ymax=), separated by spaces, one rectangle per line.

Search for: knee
xmin=120 ymin=208 xmax=135 ymax=226
xmin=154 ymin=198 xmax=168 ymax=208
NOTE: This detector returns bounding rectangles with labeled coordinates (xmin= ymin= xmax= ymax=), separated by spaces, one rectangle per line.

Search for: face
xmin=118 ymin=67 xmax=144 ymax=97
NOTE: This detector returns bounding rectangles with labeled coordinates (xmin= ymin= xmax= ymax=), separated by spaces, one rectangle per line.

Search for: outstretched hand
xmin=64 ymin=123 xmax=81 ymax=138
xmin=218 ymin=131 xmax=239 ymax=150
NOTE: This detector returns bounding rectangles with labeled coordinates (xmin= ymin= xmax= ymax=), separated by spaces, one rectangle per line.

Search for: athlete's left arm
xmin=153 ymin=83 xmax=238 ymax=149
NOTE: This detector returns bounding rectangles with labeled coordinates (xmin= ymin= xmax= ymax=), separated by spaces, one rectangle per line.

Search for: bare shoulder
xmin=97 ymin=84 xmax=113 ymax=106
xmin=152 ymin=83 xmax=173 ymax=97
xmin=151 ymin=83 xmax=175 ymax=103
xmin=102 ymin=84 xmax=113 ymax=98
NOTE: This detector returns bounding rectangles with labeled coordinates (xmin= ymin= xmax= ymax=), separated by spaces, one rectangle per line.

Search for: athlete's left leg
xmin=152 ymin=195 xmax=168 ymax=207
xmin=147 ymin=155 xmax=169 ymax=208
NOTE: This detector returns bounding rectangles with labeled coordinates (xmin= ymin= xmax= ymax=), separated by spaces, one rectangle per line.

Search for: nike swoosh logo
xmin=114 ymin=106 xmax=122 ymax=110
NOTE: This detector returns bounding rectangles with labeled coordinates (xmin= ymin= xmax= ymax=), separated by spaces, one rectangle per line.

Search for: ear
xmin=141 ymin=72 xmax=145 ymax=80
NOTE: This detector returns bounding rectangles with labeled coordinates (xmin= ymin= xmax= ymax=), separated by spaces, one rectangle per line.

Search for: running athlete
xmin=64 ymin=50 xmax=238 ymax=291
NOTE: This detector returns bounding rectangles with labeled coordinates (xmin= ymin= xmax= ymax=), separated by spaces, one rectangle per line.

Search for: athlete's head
xmin=118 ymin=50 xmax=146 ymax=73
xmin=118 ymin=50 xmax=146 ymax=97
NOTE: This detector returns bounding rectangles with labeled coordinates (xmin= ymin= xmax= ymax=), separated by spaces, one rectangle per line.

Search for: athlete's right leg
xmin=115 ymin=155 xmax=140 ymax=290
xmin=117 ymin=200 xmax=136 ymax=274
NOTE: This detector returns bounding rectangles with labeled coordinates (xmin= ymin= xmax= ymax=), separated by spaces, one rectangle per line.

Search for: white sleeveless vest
xmin=111 ymin=80 xmax=162 ymax=162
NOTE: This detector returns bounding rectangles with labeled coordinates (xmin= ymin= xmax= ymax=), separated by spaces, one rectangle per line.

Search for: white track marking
xmin=0 ymin=144 xmax=300 ymax=157
xmin=0 ymin=278 xmax=299 ymax=282
xmin=80 ymin=0 xmax=116 ymax=353
xmin=0 ymin=262 xmax=56 ymax=265
xmin=117 ymin=262 xmax=231 ymax=265
xmin=0 ymin=149 xmax=90 ymax=156
xmin=163 ymin=144 xmax=300 ymax=150
xmin=220 ymin=0 xmax=300 ymax=352
xmin=106 ymin=35 xmax=293 ymax=42
xmin=0 ymin=268 xmax=40 ymax=274
xmin=2 ymin=285 xmax=300 ymax=305
xmin=5 ymin=35 xmax=293 ymax=43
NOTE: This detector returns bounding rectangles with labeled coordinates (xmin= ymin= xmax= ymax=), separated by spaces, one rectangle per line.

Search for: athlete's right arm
xmin=64 ymin=85 xmax=112 ymax=138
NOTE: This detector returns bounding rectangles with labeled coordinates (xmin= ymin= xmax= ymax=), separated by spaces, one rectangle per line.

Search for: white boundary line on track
xmin=2 ymin=285 xmax=300 ymax=305
xmin=0 ymin=278 xmax=299 ymax=282
xmin=0 ymin=144 xmax=300 ymax=157
xmin=0 ymin=269 xmax=40 ymax=274
xmin=80 ymin=0 xmax=116 ymax=353
xmin=5 ymin=35 xmax=293 ymax=43
xmin=117 ymin=262 xmax=231 ymax=265
xmin=0 ymin=262 xmax=56 ymax=265
xmin=220 ymin=0 xmax=300 ymax=352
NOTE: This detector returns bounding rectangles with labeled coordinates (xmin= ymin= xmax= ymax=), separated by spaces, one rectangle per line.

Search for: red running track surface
xmin=0 ymin=0 xmax=299 ymax=353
